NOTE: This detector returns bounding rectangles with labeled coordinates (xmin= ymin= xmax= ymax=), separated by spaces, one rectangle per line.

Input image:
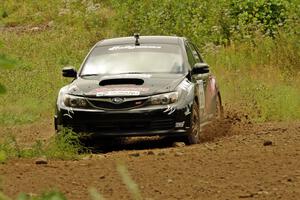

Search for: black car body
xmin=54 ymin=35 xmax=222 ymax=144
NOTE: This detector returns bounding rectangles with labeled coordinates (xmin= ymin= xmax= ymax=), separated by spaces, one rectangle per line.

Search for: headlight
xmin=63 ymin=94 xmax=88 ymax=108
xmin=150 ymin=92 xmax=178 ymax=105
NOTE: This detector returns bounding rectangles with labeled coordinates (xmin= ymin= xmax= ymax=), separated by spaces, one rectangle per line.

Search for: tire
xmin=185 ymin=101 xmax=201 ymax=145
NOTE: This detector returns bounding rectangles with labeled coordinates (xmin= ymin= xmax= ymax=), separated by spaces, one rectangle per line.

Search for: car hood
xmin=67 ymin=73 xmax=186 ymax=97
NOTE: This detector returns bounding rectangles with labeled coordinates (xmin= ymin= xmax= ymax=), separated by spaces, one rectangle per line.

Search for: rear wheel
xmin=185 ymin=101 xmax=201 ymax=145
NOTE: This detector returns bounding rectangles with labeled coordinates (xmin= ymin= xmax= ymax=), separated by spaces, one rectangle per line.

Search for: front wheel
xmin=185 ymin=101 xmax=201 ymax=145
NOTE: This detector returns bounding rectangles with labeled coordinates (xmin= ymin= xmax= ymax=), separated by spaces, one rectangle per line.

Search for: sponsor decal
xmin=164 ymin=105 xmax=176 ymax=115
xmin=90 ymin=86 xmax=149 ymax=97
xmin=93 ymin=86 xmax=149 ymax=92
xmin=178 ymin=79 xmax=192 ymax=91
xmin=108 ymin=45 xmax=162 ymax=51
xmin=197 ymin=80 xmax=205 ymax=109
xmin=96 ymin=91 xmax=140 ymax=97
xmin=175 ymin=122 xmax=185 ymax=128
xmin=184 ymin=107 xmax=191 ymax=116
xmin=63 ymin=107 xmax=74 ymax=119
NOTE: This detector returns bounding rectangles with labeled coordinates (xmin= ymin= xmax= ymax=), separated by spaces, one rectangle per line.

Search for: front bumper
xmin=55 ymin=105 xmax=192 ymax=137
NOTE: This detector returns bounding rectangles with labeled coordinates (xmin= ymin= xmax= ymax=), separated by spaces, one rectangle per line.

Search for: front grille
xmin=68 ymin=118 xmax=175 ymax=132
xmin=86 ymin=97 xmax=148 ymax=110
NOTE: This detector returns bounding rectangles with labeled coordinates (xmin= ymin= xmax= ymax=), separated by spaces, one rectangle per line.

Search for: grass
xmin=0 ymin=128 xmax=87 ymax=162
xmin=0 ymin=0 xmax=299 ymax=199
xmin=0 ymin=0 xmax=113 ymax=125
xmin=0 ymin=0 xmax=299 ymax=125
xmin=0 ymin=191 xmax=67 ymax=200
xmin=0 ymin=29 xmax=102 ymax=125
xmin=117 ymin=163 xmax=142 ymax=200
xmin=206 ymin=34 xmax=300 ymax=121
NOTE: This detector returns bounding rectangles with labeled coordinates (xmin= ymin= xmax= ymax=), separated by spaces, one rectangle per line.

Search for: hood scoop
xmin=99 ymin=78 xmax=144 ymax=86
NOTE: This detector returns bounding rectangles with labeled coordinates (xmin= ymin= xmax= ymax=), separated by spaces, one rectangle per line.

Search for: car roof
xmin=96 ymin=36 xmax=184 ymax=46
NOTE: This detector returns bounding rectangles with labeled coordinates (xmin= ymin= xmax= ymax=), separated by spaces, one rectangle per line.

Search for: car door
xmin=185 ymin=41 xmax=209 ymax=122
xmin=191 ymin=43 xmax=218 ymax=120
xmin=189 ymin=43 xmax=215 ymax=122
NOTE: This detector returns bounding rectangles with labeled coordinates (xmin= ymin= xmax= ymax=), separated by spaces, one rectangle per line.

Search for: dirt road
xmin=1 ymin=119 xmax=300 ymax=200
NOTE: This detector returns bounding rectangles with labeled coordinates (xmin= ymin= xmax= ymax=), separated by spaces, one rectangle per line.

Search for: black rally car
xmin=55 ymin=35 xmax=223 ymax=144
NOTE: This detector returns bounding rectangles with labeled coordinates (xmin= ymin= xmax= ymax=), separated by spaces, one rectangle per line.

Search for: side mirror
xmin=192 ymin=63 xmax=210 ymax=74
xmin=62 ymin=66 xmax=77 ymax=78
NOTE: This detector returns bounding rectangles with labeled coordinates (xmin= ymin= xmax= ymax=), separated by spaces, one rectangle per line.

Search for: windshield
xmin=80 ymin=44 xmax=184 ymax=75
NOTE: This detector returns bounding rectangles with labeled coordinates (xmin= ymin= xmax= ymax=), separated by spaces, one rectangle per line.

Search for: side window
xmin=192 ymin=44 xmax=205 ymax=63
xmin=185 ymin=43 xmax=196 ymax=68
xmin=189 ymin=43 xmax=204 ymax=63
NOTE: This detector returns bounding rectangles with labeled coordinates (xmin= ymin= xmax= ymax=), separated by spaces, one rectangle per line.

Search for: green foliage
xmin=89 ymin=188 xmax=106 ymax=200
xmin=0 ymin=134 xmax=22 ymax=159
xmin=16 ymin=191 xmax=67 ymax=200
xmin=111 ymin=0 xmax=300 ymax=122
xmin=229 ymin=0 xmax=291 ymax=38
xmin=0 ymin=55 xmax=15 ymax=69
xmin=0 ymin=0 xmax=112 ymax=124
xmin=0 ymin=0 xmax=297 ymax=199
xmin=0 ymin=0 xmax=299 ymax=125
xmin=0 ymin=128 xmax=86 ymax=160
xmin=0 ymin=84 xmax=6 ymax=94
xmin=206 ymin=34 xmax=300 ymax=121
xmin=0 ymin=42 xmax=16 ymax=94
xmin=0 ymin=191 xmax=67 ymax=200
xmin=46 ymin=128 xmax=88 ymax=160
xmin=0 ymin=150 xmax=7 ymax=164
xmin=111 ymin=0 xmax=299 ymax=44
xmin=0 ymin=191 xmax=11 ymax=200
xmin=35 ymin=191 xmax=67 ymax=200
xmin=111 ymin=0 xmax=230 ymax=45
xmin=117 ymin=163 xmax=142 ymax=200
